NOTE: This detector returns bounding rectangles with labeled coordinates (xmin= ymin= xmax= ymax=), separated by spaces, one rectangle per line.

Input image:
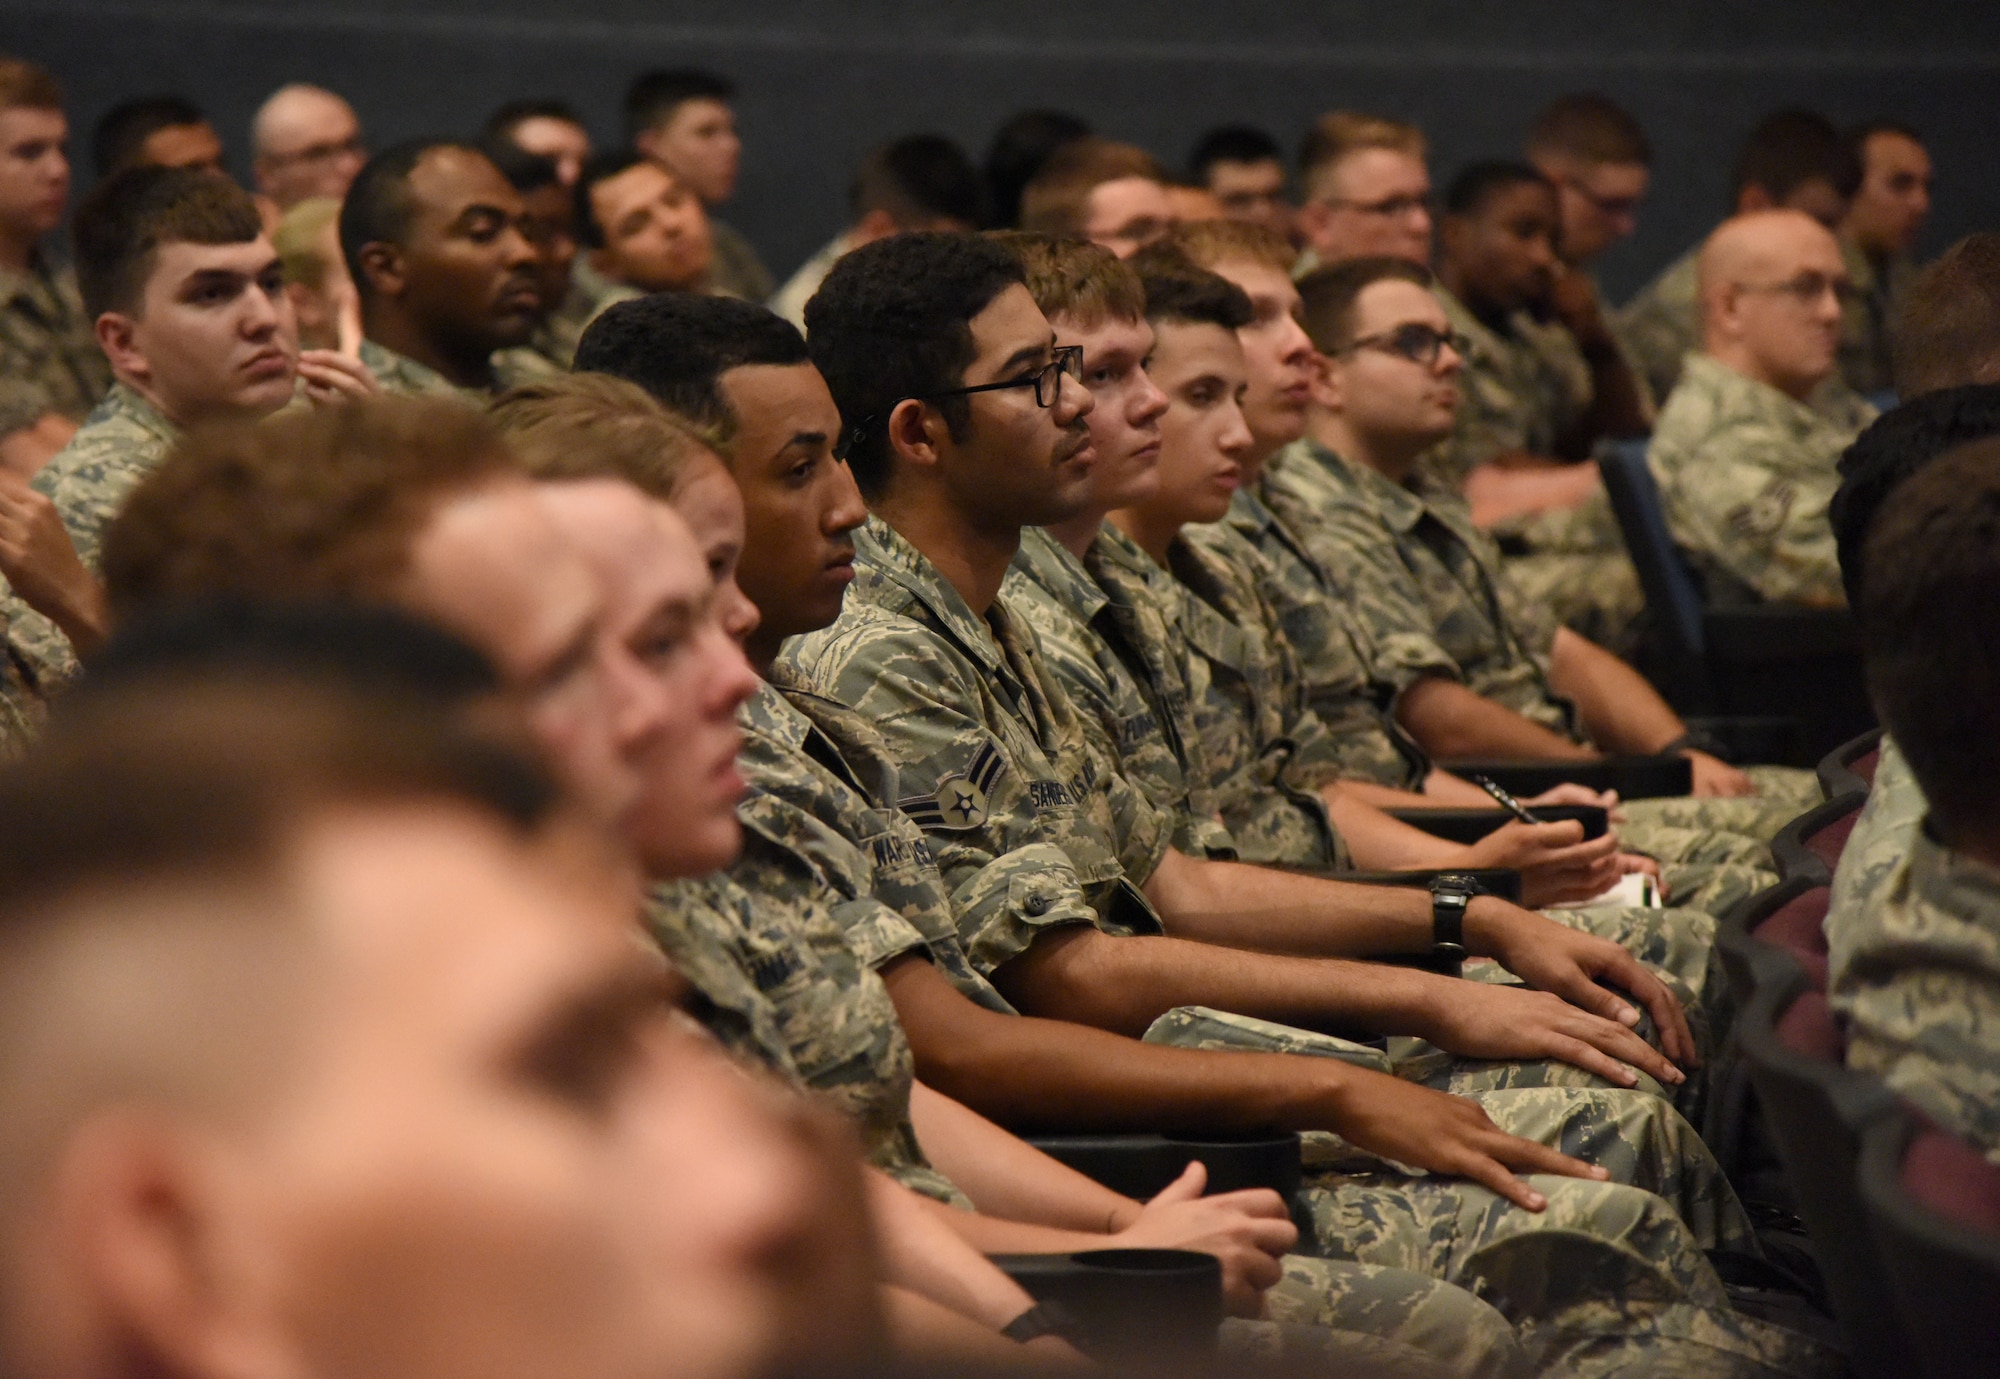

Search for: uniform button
xmin=1024 ymin=894 xmax=1050 ymax=916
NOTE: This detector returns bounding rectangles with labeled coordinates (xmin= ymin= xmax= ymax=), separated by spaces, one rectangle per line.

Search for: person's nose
xmin=1054 ymin=367 xmax=1094 ymax=424
xmin=700 ymin=622 xmax=760 ymax=718
xmin=1131 ymin=370 xmax=1170 ymax=429
xmin=499 ymin=222 xmax=538 ymax=271
xmin=825 ymin=461 xmax=868 ymax=535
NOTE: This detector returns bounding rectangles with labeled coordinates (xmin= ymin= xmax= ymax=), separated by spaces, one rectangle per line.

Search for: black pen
xmin=1473 ymin=774 xmax=1545 ymax=825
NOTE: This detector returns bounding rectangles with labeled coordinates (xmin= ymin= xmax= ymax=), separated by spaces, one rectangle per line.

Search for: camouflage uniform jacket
xmin=0 ymin=252 xmax=109 ymax=436
xmin=1423 ymin=286 xmax=1586 ymax=490
xmin=1260 ymin=437 xmax=1581 ymax=739
xmin=0 ymin=382 xmax=179 ymax=725
xmin=1615 ymin=242 xmax=1701 ymax=407
xmin=1198 ymin=476 xmax=1432 ymax=790
xmin=644 ymin=845 xmax=970 ymax=1207
xmin=777 ymin=516 xmax=1166 ymax=982
xmin=1155 ymin=526 xmax=1354 ymax=870
xmin=739 ymin=678 xmax=1022 ymax=1013
xmin=1647 ymin=353 xmax=1876 ymax=606
xmin=1837 ymin=236 xmax=1913 ymax=400
xmin=1825 ymin=736 xmax=1926 ymax=979
xmin=1830 ymin=822 xmax=2000 ymax=1165
xmin=358 ymin=337 xmax=482 ymax=400
xmin=708 ymin=218 xmax=775 ymax=302
xmin=1004 ymin=526 xmax=1235 ymax=861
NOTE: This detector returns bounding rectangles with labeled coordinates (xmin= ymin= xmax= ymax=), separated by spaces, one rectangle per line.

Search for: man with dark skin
xmin=341 ymin=140 xmax=541 ymax=396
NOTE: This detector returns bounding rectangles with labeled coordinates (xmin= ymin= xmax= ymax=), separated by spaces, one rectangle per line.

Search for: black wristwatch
xmin=1001 ymin=1298 xmax=1084 ymax=1345
xmin=1428 ymin=873 xmax=1477 ymax=961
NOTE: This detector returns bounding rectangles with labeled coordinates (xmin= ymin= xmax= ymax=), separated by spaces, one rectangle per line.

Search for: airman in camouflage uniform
xmin=1825 ymin=736 xmax=1924 ymax=961
xmin=1430 ymin=286 xmax=1644 ymax=655
xmin=1829 ymin=820 xmax=2000 ymax=1165
xmin=0 ymin=381 xmax=179 ymax=732
xmin=1255 ymin=436 xmax=1810 ymax=904
xmin=0 ymin=253 xmax=110 ymax=440
xmin=1647 ymin=352 xmax=1878 ymax=607
xmin=1616 ymin=244 xmax=1702 ymax=406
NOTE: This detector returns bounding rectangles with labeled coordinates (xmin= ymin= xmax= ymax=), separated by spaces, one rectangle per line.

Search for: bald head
xmin=1696 ymin=209 xmax=1849 ymax=401
xmin=252 ymin=83 xmax=365 ymax=208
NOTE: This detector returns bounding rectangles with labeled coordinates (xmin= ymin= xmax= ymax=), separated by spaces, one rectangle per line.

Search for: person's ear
xmin=55 ymin=1111 xmax=291 ymax=1379
xmin=1292 ymin=199 xmax=1330 ymax=252
xmin=94 ymin=311 xmax=149 ymax=388
xmin=850 ymin=208 xmax=900 ymax=247
xmin=882 ymin=398 xmax=944 ymax=474
xmin=355 ymin=240 xmax=406 ymax=302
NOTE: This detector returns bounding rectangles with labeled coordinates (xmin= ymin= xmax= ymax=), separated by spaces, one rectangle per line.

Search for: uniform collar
xmin=739 ymin=679 xmax=812 ymax=750
xmin=854 ymin=514 xmax=1012 ymax=680
xmin=97 ymin=380 xmax=179 ymax=444
xmin=1011 ymin=525 xmax=1107 ymax=621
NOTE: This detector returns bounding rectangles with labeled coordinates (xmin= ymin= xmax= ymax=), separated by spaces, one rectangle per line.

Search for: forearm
xmin=867 ymin=1171 xmax=1038 ymax=1332
xmin=908 ymin=1080 xmax=1135 ymax=1233
xmin=881 ymin=1286 xmax=1048 ymax=1369
xmin=911 ymin=1190 xmax=1119 ymax=1258
xmin=1320 ymin=787 xmax=1470 ymax=871
xmin=1142 ymin=847 xmax=1444 ymax=957
xmin=1397 ymin=673 xmax=1595 ymax=761
xmin=1547 ymin=628 xmax=1682 ymax=754
xmin=994 ymin=922 xmax=1448 ymax=1041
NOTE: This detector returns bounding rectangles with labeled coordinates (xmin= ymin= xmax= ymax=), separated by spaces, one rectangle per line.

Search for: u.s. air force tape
xmin=898 ymin=740 xmax=1005 ymax=830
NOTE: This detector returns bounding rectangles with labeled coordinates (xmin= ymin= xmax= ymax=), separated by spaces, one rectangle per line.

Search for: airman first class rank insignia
xmin=898 ymin=741 xmax=1005 ymax=831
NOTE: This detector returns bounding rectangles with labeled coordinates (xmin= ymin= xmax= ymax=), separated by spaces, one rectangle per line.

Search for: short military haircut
xmin=990 ymin=230 xmax=1144 ymax=330
xmin=575 ymin=291 xmax=809 ymax=443
xmin=90 ymin=94 xmax=210 ymax=179
xmin=481 ymin=138 xmax=561 ymax=196
xmin=1298 ymin=112 xmax=1425 ymax=203
xmin=1525 ymin=93 xmax=1652 ymax=168
xmin=1861 ymin=436 xmax=2000 ymax=840
xmin=1731 ymin=108 xmax=1862 ymax=204
xmin=1830 ymin=383 xmax=2000 ymax=607
xmin=1019 ymin=138 xmax=1169 ymax=237
xmin=1443 ymin=160 xmax=1555 ymax=219
xmin=490 ymin=373 xmax=720 ymax=500
xmin=1152 ymin=218 xmax=1295 ymax=276
xmin=1892 ymin=233 xmax=2000 ymax=399
xmin=1187 ymin=125 xmax=1284 ymax=183
xmin=623 ymin=67 xmax=734 ymax=144
xmin=803 ymin=231 xmax=1026 ymax=498
xmin=338 ymin=138 xmax=479 ymax=292
xmin=1294 ymin=255 xmax=1435 ymax=353
xmin=73 ymin=164 xmax=263 ymax=320
xmin=102 ymin=395 xmax=518 ymax=622
xmin=983 ymin=108 xmax=1092 ymax=230
xmin=573 ymin=148 xmax=651 ymax=250
xmin=0 ymin=57 xmax=61 ymax=114
xmin=483 ymin=97 xmax=586 ymax=146
xmin=852 ymin=134 xmax=983 ymax=229
xmin=1850 ymin=119 xmax=1925 ymax=154
xmin=1129 ymin=250 xmax=1254 ymax=332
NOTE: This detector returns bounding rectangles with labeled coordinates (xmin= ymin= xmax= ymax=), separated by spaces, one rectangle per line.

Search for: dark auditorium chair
xmin=1770 ymin=790 xmax=1867 ymax=886
xmin=1735 ymin=956 xmax=1908 ymax=1376
xmin=1718 ymin=875 xmax=1834 ymax=999
xmin=1597 ymin=438 xmax=1873 ymax=764
xmin=1816 ymin=728 xmax=1885 ymax=803
xmin=1858 ymin=1112 xmax=2000 ymax=1379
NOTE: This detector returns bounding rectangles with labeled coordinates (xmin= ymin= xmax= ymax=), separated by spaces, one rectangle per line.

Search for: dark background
xmin=4 ymin=1 xmax=1996 ymax=300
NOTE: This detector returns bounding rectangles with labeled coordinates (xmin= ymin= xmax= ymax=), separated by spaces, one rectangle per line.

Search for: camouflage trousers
xmin=1235 ymin=1254 xmax=1526 ymax=1378
xmin=1623 ymin=767 xmax=1822 ymax=848
xmin=1611 ymin=816 xmax=1776 ymax=917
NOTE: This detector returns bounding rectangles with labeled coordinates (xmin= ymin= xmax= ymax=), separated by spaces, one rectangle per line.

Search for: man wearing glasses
xmin=1648 ymin=209 xmax=1878 ymax=607
xmin=1290 ymin=112 xmax=1432 ymax=278
xmin=250 ymin=84 xmax=366 ymax=211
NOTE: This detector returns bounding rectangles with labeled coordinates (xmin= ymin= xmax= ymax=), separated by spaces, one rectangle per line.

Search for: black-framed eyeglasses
xmin=1335 ymin=323 xmax=1469 ymax=368
xmin=836 ymin=345 xmax=1084 ymax=460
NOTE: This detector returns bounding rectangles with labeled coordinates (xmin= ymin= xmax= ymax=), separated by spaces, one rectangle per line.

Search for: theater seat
xmin=1735 ymin=956 xmax=1906 ymax=1374
xmin=1771 ymin=790 xmax=1867 ymax=885
xmin=1859 ymin=1112 xmax=2000 ymax=1378
xmin=1717 ymin=875 xmax=1832 ymax=1002
xmin=1817 ymin=728 xmax=1885 ymax=801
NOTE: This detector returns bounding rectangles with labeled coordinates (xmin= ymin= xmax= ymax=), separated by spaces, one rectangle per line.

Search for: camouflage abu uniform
xmin=1829 ymin=820 xmax=2000 ymax=1165
xmin=1647 ymin=353 xmax=1877 ymax=606
xmin=1616 ymin=243 xmax=1702 ymax=407
xmin=0 ymin=252 xmax=109 ymax=438
xmin=1825 ymin=736 xmax=1925 ymax=962
xmin=1430 ymin=287 xmax=1644 ymax=655
xmin=734 ymin=682 xmax=1534 ymax=1379
xmin=777 ymin=516 xmax=1833 ymax=1377
xmin=0 ymin=381 xmax=179 ymax=741
xmin=358 ymin=337 xmax=483 ymax=400
xmin=1837 ymin=235 xmax=1913 ymax=399
xmin=1258 ymin=436 xmax=1812 ymax=896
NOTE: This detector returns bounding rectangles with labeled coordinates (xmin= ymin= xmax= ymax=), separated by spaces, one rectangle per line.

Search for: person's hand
xmin=1545 ymin=263 xmax=1616 ymax=350
xmin=1465 ymin=818 xmax=1622 ymax=910
xmin=298 ymin=348 xmax=380 ymax=407
xmin=1410 ymin=955 xmax=1688 ymax=1089
xmin=1523 ymin=781 xmax=1621 ymax=815
xmin=1684 ymin=749 xmax=1754 ymax=797
xmin=1108 ymin=1161 xmax=1294 ymax=1316
xmin=1464 ymin=902 xmax=1696 ymax=1068
xmin=1329 ymin=1067 xmax=1609 ymax=1211
xmin=1615 ymin=851 xmax=1665 ymax=898
xmin=0 ymin=472 xmax=104 ymax=653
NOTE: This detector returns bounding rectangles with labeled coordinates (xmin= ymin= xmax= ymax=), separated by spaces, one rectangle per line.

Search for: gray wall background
xmin=3 ymin=1 xmax=1996 ymax=301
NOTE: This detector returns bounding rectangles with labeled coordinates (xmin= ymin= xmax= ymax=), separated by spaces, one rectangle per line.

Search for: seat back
xmin=1737 ymin=960 xmax=1907 ymax=1374
xmin=1771 ymin=790 xmax=1867 ymax=885
xmin=1817 ymin=728 xmax=1886 ymax=801
xmin=1717 ymin=875 xmax=1831 ymax=1004
xmin=1597 ymin=438 xmax=1710 ymax=667
xmin=1859 ymin=1113 xmax=2000 ymax=1379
